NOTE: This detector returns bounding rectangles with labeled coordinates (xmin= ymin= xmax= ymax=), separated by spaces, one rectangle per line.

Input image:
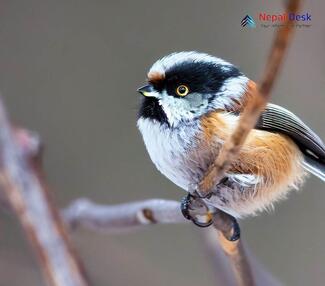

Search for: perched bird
xmin=137 ymin=51 xmax=325 ymax=219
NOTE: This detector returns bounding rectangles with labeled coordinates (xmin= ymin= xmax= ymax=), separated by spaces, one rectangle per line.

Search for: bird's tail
xmin=303 ymin=156 xmax=325 ymax=182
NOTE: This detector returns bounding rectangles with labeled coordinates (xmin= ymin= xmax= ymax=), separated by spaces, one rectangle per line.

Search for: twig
xmin=217 ymin=231 xmax=254 ymax=286
xmin=63 ymin=198 xmax=187 ymax=232
xmin=197 ymin=0 xmax=301 ymax=196
xmin=0 ymin=128 xmax=40 ymax=212
xmin=62 ymin=198 xmax=281 ymax=285
xmin=202 ymin=229 xmax=282 ymax=286
xmin=0 ymin=98 xmax=89 ymax=286
xmin=195 ymin=1 xmax=301 ymax=286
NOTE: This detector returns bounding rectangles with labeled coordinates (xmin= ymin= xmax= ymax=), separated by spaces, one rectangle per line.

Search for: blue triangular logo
xmin=241 ymin=15 xmax=256 ymax=28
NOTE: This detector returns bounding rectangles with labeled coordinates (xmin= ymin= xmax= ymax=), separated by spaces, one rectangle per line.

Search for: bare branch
xmin=62 ymin=198 xmax=281 ymax=286
xmin=198 ymin=0 xmax=301 ymax=196
xmin=195 ymin=1 xmax=301 ymax=286
xmin=0 ymin=128 xmax=41 ymax=212
xmin=63 ymin=198 xmax=187 ymax=232
xmin=202 ymin=229 xmax=283 ymax=286
xmin=0 ymin=99 xmax=89 ymax=286
xmin=217 ymin=231 xmax=254 ymax=286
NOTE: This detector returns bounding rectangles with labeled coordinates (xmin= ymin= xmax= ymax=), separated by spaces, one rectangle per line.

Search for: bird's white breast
xmin=137 ymin=118 xmax=202 ymax=190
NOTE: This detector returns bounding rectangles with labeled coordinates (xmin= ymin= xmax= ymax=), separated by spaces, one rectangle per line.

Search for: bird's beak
xmin=137 ymin=84 xmax=156 ymax=97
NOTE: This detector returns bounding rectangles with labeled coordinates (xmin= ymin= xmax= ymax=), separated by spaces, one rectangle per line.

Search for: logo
xmin=240 ymin=12 xmax=312 ymax=29
xmin=241 ymin=15 xmax=256 ymax=28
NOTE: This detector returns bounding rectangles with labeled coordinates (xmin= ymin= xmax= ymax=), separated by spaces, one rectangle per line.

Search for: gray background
xmin=0 ymin=0 xmax=324 ymax=285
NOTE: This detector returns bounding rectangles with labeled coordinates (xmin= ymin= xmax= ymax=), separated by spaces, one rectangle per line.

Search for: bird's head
xmin=137 ymin=51 xmax=249 ymax=127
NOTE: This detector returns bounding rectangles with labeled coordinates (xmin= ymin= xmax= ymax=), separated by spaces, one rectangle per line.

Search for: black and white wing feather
xmin=256 ymin=103 xmax=325 ymax=181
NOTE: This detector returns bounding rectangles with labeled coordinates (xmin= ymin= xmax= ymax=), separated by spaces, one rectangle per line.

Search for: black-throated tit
xmin=137 ymin=51 xmax=325 ymax=219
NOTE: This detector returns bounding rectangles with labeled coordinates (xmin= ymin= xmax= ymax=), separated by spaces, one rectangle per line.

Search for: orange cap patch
xmin=147 ymin=71 xmax=165 ymax=84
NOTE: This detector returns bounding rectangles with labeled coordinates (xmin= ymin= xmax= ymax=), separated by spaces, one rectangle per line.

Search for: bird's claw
xmin=180 ymin=193 xmax=213 ymax=227
xmin=213 ymin=210 xmax=241 ymax=241
xmin=180 ymin=193 xmax=241 ymax=241
xmin=228 ymin=216 xmax=241 ymax=241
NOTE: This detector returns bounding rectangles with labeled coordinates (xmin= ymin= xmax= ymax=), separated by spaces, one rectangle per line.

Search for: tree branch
xmin=195 ymin=1 xmax=301 ymax=286
xmin=62 ymin=198 xmax=281 ymax=286
xmin=197 ymin=0 xmax=301 ymax=196
xmin=202 ymin=229 xmax=282 ymax=286
xmin=63 ymin=198 xmax=187 ymax=232
xmin=0 ymin=99 xmax=89 ymax=286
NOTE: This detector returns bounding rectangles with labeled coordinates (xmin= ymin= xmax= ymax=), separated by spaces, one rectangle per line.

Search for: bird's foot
xmin=213 ymin=209 xmax=241 ymax=241
xmin=180 ymin=193 xmax=213 ymax=227
xmin=180 ymin=193 xmax=241 ymax=241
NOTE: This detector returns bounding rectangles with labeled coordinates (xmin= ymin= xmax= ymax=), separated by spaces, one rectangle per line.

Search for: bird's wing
xmin=255 ymin=103 xmax=325 ymax=162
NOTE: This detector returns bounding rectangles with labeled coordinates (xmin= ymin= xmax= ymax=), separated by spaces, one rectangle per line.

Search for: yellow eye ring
xmin=176 ymin=85 xmax=189 ymax=97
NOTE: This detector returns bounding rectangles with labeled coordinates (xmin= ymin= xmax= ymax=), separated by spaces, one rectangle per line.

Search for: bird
xmin=137 ymin=51 xmax=325 ymax=221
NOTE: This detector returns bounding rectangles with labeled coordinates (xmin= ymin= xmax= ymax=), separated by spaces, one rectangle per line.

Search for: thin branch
xmin=202 ymin=229 xmax=283 ymax=286
xmin=63 ymin=198 xmax=187 ymax=232
xmin=217 ymin=231 xmax=254 ymax=286
xmin=0 ymin=128 xmax=40 ymax=212
xmin=197 ymin=0 xmax=301 ymax=196
xmin=62 ymin=198 xmax=281 ymax=286
xmin=195 ymin=1 xmax=301 ymax=286
xmin=0 ymin=99 xmax=89 ymax=286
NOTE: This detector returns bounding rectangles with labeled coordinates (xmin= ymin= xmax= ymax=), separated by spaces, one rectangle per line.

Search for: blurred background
xmin=0 ymin=0 xmax=324 ymax=285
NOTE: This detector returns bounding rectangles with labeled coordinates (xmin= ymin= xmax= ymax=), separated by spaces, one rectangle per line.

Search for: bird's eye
xmin=176 ymin=85 xmax=189 ymax=97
